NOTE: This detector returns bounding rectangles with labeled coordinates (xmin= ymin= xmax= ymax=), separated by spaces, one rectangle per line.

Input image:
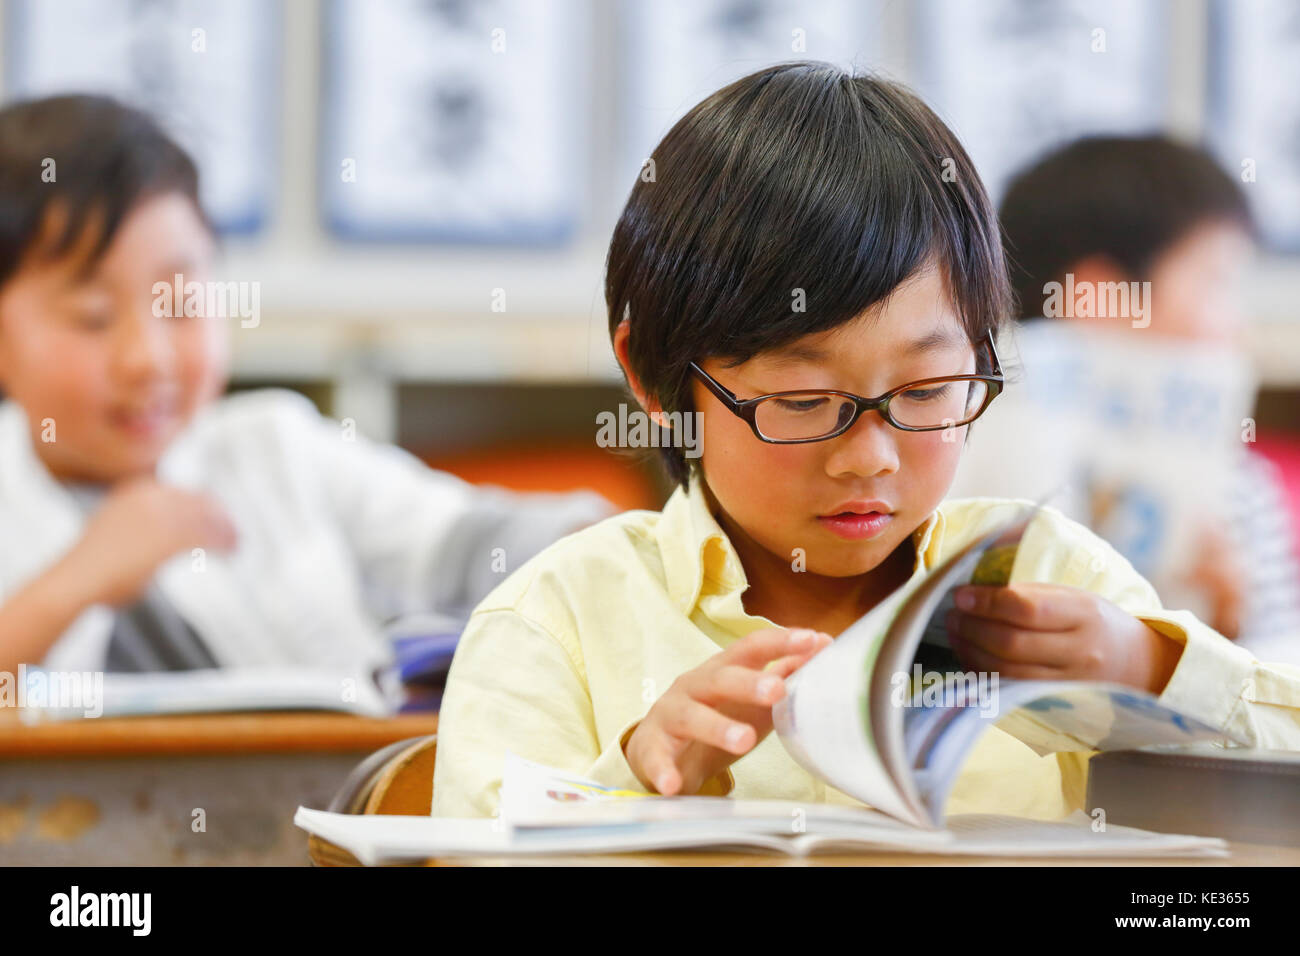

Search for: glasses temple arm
xmin=985 ymin=330 xmax=1004 ymax=378
xmin=689 ymin=362 xmax=740 ymax=405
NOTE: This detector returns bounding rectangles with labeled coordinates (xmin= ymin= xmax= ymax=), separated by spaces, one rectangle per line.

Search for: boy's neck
xmin=714 ymin=508 xmax=917 ymax=637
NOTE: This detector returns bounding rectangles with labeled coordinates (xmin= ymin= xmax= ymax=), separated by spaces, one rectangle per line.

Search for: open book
xmin=294 ymin=751 xmax=1227 ymax=862
xmin=771 ymin=497 xmax=1247 ymax=828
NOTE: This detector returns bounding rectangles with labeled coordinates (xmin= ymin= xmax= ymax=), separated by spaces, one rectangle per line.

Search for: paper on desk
xmin=20 ymin=668 xmax=395 ymax=723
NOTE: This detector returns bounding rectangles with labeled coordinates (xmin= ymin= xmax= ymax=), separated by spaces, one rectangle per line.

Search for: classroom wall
xmin=1 ymin=0 xmax=1297 ymax=471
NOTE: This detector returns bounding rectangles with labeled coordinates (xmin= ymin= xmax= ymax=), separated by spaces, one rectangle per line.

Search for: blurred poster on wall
xmin=620 ymin=0 xmax=884 ymax=189
xmin=321 ymin=0 xmax=584 ymax=243
xmin=1207 ymin=0 xmax=1300 ymax=252
xmin=913 ymin=0 xmax=1167 ymax=201
xmin=949 ymin=322 xmax=1257 ymax=624
xmin=4 ymin=0 xmax=279 ymax=234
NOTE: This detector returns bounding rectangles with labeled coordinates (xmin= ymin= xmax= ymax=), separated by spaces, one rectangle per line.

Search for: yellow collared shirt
xmin=431 ymin=476 xmax=1300 ymax=819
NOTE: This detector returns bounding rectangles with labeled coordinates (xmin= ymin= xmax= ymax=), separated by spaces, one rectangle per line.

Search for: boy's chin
xmin=807 ymin=558 xmax=891 ymax=578
xmin=800 ymin=547 xmax=895 ymax=578
xmin=804 ymin=532 xmax=915 ymax=578
xmin=49 ymin=442 xmax=166 ymax=484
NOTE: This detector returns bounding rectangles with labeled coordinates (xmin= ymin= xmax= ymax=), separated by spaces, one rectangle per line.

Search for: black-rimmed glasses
xmin=688 ymin=330 xmax=1004 ymax=444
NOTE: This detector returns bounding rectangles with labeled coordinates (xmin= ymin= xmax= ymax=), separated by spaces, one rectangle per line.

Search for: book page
xmin=897 ymin=678 xmax=1243 ymax=823
xmin=494 ymin=753 xmax=954 ymax=853
xmin=499 ymin=751 xmax=923 ymax=833
xmin=868 ymin=504 xmax=1042 ymax=822
xmin=771 ymin=584 xmax=930 ymax=826
xmin=991 ymin=682 xmax=1246 ymax=755
xmin=295 ymin=806 xmax=803 ymax=862
xmin=770 ymin=502 xmax=1043 ymax=826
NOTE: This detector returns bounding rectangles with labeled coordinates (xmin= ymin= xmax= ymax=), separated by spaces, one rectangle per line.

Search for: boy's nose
xmin=112 ymin=313 xmax=175 ymax=382
xmin=821 ymin=411 xmax=900 ymax=479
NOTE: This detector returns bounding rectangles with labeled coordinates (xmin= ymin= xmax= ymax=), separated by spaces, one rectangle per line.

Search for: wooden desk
xmin=0 ymin=710 xmax=436 ymax=866
xmin=306 ymin=834 xmax=1300 ymax=867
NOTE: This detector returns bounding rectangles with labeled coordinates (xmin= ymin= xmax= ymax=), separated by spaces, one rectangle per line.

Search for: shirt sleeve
xmin=431 ymin=607 xmax=732 ymax=818
xmin=432 ymin=608 xmax=635 ymax=818
xmin=1141 ymin=608 xmax=1300 ymax=750
xmin=1054 ymin=511 xmax=1300 ymax=751
xmin=300 ymin=403 xmax=613 ymax=623
xmin=1007 ymin=505 xmax=1300 ymax=813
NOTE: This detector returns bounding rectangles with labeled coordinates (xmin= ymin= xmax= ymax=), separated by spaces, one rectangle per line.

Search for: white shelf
xmin=228 ymin=310 xmax=623 ymax=386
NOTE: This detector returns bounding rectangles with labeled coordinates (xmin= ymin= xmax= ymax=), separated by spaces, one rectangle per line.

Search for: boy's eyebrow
xmin=904 ymin=326 xmax=968 ymax=354
xmin=761 ymin=325 xmax=967 ymax=368
xmin=763 ymin=343 xmax=830 ymax=366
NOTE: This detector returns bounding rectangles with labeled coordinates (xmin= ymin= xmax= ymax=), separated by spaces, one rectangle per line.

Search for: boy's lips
xmin=817 ymin=500 xmax=894 ymax=540
xmin=107 ymin=400 xmax=179 ymax=439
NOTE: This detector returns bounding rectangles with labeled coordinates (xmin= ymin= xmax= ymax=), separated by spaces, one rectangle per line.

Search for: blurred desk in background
xmin=0 ymin=710 xmax=437 ymax=866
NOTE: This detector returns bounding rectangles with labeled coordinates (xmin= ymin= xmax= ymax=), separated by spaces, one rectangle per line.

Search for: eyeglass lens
xmin=752 ymin=379 xmax=990 ymax=440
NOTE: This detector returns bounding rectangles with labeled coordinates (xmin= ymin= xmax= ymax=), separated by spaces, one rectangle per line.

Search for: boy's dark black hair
xmin=999 ymin=135 xmax=1254 ymax=321
xmin=0 ymin=93 xmax=209 ymax=290
xmin=605 ymin=62 xmax=1011 ymax=488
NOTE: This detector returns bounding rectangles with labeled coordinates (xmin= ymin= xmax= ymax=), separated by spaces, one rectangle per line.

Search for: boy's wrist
xmin=620 ymin=720 xmax=651 ymax=790
xmin=1139 ymin=623 xmax=1183 ymax=695
xmin=0 ymin=558 xmax=95 ymax=670
xmin=44 ymin=549 xmax=109 ymax=615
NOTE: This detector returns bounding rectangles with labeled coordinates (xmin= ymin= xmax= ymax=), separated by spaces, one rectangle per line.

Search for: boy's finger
xmin=763 ymin=654 xmax=812 ymax=679
xmin=765 ymin=637 xmax=833 ymax=675
xmin=639 ymin=743 xmax=683 ymax=795
xmin=727 ymin=628 xmax=828 ymax=668
xmin=949 ymin=631 xmax=1067 ymax=680
xmin=692 ymin=664 xmax=786 ymax=707
xmin=946 ymin=610 xmax=1075 ymax=666
xmin=662 ymin=696 xmax=755 ymax=755
xmin=951 ymin=582 xmax=1080 ymax=630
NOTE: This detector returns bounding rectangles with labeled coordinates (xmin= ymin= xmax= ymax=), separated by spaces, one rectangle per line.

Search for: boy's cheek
xmin=12 ymin=344 xmax=108 ymax=423
xmin=895 ymin=429 xmax=964 ymax=507
xmin=181 ymin=320 xmax=231 ymax=406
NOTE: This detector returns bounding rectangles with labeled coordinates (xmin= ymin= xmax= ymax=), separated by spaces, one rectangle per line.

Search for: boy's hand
xmin=1182 ymin=525 xmax=1246 ymax=641
xmin=59 ymin=477 xmax=238 ymax=608
xmin=623 ymin=627 xmax=833 ymax=796
xmin=945 ymin=582 xmax=1183 ymax=694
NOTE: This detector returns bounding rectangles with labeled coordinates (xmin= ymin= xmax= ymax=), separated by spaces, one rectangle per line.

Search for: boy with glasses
xmin=432 ymin=65 xmax=1300 ymax=819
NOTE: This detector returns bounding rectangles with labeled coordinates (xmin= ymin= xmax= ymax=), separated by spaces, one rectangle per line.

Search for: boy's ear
xmin=0 ymin=311 xmax=9 ymax=387
xmin=611 ymin=318 xmax=667 ymax=422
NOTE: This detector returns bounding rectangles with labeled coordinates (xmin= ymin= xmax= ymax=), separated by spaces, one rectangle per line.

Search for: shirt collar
xmin=657 ymin=473 xmax=739 ymax=614
xmin=910 ymin=508 xmax=946 ymax=574
xmin=657 ymin=472 xmax=949 ymax=615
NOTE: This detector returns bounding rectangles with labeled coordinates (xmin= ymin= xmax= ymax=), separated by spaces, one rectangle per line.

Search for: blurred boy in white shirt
xmin=0 ymin=95 xmax=609 ymax=679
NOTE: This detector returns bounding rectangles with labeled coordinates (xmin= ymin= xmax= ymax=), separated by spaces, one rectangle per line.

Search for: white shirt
xmin=0 ymin=389 xmax=610 ymax=677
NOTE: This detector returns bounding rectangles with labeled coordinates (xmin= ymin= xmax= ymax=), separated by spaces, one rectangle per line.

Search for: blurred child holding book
xmin=965 ymin=135 xmax=1300 ymax=662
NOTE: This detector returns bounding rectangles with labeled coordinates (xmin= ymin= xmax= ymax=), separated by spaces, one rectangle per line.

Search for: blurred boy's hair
xmin=0 ymin=93 xmax=209 ymax=290
xmin=606 ymin=62 xmax=1010 ymax=487
xmin=1000 ymin=134 xmax=1254 ymax=321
